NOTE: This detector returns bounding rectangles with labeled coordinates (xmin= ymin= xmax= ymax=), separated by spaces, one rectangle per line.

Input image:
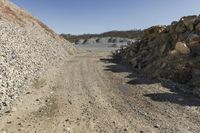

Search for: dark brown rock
xmin=114 ymin=15 xmax=200 ymax=97
xmin=181 ymin=15 xmax=197 ymax=30
xmin=175 ymin=22 xmax=187 ymax=33
xmin=188 ymin=42 xmax=200 ymax=55
xmin=195 ymin=23 xmax=200 ymax=31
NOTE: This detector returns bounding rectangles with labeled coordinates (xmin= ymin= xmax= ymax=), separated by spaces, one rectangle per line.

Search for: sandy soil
xmin=0 ymin=47 xmax=200 ymax=133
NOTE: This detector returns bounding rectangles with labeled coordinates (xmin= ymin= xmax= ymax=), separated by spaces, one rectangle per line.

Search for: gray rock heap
xmin=0 ymin=0 xmax=76 ymax=111
xmin=114 ymin=15 xmax=200 ymax=97
xmin=75 ymin=37 xmax=135 ymax=48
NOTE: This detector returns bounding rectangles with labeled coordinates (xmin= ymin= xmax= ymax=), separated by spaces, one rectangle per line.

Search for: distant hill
xmin=61 ymin=30 xmax=143 ymax=43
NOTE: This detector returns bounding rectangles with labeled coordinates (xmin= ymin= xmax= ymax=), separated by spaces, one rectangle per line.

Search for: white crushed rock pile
xmin=76 ymin=37 xmax=135 ymax=48
xmin=83 ymin=38 xmax=98 ymax=44
xmin=0 ymin=0 xmax=76 ymax=111
xmin=114 ymin=15 xmax=200 ymax=97
xmin=75 ymin=39 xmax=85 ymax=45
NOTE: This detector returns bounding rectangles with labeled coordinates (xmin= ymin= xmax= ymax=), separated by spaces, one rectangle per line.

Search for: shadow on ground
xmin=100 ymin=57 xmax=200 ymax=106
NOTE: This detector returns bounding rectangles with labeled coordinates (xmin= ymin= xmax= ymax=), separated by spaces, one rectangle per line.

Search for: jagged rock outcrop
xmin=114 ymin=15 xmax=200 ymax=97
xmin=0 ymin=0 xmax=76 ymax=111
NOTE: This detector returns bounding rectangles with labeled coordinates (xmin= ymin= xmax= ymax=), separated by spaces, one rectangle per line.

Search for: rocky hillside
xmin=0 ymin=0 xmax=76 ymax=111
xmin=114 ymin=15 xmax=200 ymax=97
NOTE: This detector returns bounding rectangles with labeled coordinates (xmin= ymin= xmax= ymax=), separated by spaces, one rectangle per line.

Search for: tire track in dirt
xmin=0 ymin=49 xmax=200 ymax=133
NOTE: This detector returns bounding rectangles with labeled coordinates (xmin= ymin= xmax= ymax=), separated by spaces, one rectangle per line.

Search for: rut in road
xmin=0 ymin=49 xmax=200 ymax=133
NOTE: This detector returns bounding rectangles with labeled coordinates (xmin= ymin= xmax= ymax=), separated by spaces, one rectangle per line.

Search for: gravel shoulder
xmin=0 ymin=47 xmax=200 ymax=133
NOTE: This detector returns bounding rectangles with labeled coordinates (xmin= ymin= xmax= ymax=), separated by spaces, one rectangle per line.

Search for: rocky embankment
xmin=114 ymin=15 xmax=200 ymax=97
xmin=75 ymin=37 xmax=135 ymax=48
xmin=0 ymin=0 xmax=76 ymax=112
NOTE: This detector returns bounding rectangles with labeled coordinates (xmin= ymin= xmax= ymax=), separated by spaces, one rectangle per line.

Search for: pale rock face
xmin=96 ymin=37 xmax=110 ymax=44
xmin=76 ymin=37 xmax=135 ymax=47
xmin=83 ymin=38 xmax=97 ymax=44
xmin=76 ymin=37 xmax=135 ymax=48
xmin=169 ymin=50 xmax=178 ymax=56
xmin=75 ymin=39 xmax=85 ymax=45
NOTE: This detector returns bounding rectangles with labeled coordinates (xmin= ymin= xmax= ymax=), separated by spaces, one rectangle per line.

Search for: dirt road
xmin=0 ymin=48 xmax=200 ymax=133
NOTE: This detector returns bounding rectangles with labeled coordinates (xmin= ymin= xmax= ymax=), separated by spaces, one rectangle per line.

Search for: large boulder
xmin=143 ymin=25 xmax=165 ymax=40
xmin=195 ymin=23 xmax=200 ymax=32
xmin=175 ymin=42 xmax=190 ymax=55
xmin=175 ymin=22 xmax=187 ymax=33
xmin=188 ymin=42 xmax=200 ymax=55
xmin=188 ymin=34 xmax=200 ymax=42
xmin=181 ymin=15 xmax=197 ymax=31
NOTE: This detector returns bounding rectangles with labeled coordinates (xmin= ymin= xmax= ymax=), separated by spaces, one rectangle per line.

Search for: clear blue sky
xmin=11 ymin=0 xmax=200 ymax=34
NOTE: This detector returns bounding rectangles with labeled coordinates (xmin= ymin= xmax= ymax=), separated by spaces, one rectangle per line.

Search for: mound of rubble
xmin=0 ymin=0 xmax=76 ymax=111
xmin=114 ymin=15 xmax=200 ymax=97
